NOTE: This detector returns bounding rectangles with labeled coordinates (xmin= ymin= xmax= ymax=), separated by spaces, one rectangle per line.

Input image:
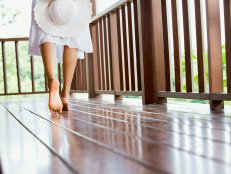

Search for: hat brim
xmin=34 ymin=0 xmax=91 ymax=37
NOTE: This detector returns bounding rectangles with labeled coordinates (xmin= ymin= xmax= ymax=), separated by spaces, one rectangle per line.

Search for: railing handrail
xmin=91 ymin=0 xmax=132 ymax=23
xmin=0 ymin=37 xmax=28 ymax=42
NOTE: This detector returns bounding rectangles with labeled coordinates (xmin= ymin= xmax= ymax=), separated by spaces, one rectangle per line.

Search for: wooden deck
xmin=0 ymin=96 xmax=231 ymax=174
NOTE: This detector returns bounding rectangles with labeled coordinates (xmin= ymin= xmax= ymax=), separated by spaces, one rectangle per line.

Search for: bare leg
xmin=40 ymin=42 xmax=63 ymax=114
xmin=61 ymin=45 xmax=78 ymax=111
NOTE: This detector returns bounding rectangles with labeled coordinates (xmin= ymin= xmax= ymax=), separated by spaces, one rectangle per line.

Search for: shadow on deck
xmin=0 ymin=96 xmax=231 ymax=174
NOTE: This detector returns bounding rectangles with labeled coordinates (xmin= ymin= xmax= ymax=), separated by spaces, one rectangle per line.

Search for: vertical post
xmin=58 ymin=63 xmax=62 ymax=92
xmin=161 ymin=0 xmax=171 ymax=92
xmin=194 ymin=0 xmax=206 ymax=93
xmin=87 ymin=0 xmax=102 ymax=98
xmin=30 ymin=56 xmax=35 ymax=93
xmin=110 ymin=9 xmax=123 ymax=100
xmin=150 ymin=0 xmax=167 ymax=104
xmin=86 ymin=52 xmax=95 ymax=97
xmin=182 ymin=0 xmax=193 ymax=92
xmin=223 ymin=0 xmax=231 ymax=93
xmin=206 ymin=0 xmax=224 ymax=109
xmin=2 ymin=41 xmax=8 ymax=94
xmin=15 ymin=41 xmax=21 ymax=93
xmin=171 ymin=0 xmax=182 ymax=92
xmin=137 ymin=0 xmax=155 ymax=104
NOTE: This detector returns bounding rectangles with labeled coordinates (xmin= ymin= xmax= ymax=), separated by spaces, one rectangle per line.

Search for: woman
xmin=29 ymin=0 xmax=93 ymax=114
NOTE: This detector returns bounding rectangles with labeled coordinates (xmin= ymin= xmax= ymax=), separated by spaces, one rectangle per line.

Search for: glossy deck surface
xmin=0 ymin=96 xmax=231 ymax=174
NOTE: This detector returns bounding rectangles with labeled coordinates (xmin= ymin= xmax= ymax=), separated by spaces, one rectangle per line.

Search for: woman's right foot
xmin=48 ymin=79 xmax=63 ymax=114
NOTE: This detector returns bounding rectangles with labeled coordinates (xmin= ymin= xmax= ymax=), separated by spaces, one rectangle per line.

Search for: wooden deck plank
xmin=0 ymin=105 xmax=74 ymax=174
xmin=31 ymin=103 xmax=231 ymax=165
xmin=1 ymin=97 xmax=231 ymax=174
xmin=2 ymin=102 xmax=156 ymax=174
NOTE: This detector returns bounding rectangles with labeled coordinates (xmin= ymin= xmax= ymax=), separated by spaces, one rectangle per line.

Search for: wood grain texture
xmin=182 ymin=0 xmax=193 ymax=92
xmin=171 ymin=0 xmax=182 ymax=92
xmin=150 ymin=0 xmax=166 ymax=104
xmin=1 ymin=96 xmax=231 ymax=173
xmin=121 ymin=5 xmax=130 ymax=91
xmin=194 ymin=0 xmax=206 ymax=93
xmin=99 ymin=19 xmax=106 ymax=90
xmin=205 ymin=0 xmax=224 ymax=109
xmin=223 ymin=0 xmax=231 ymax=93
xmin=103 ymin=16 xmax=110 ymax=90
xmin=137 ymin=0 xmax=155 ymax=104
xmin=161 ymin=0 xmax=171 ymax=92
xmin=30 ymin=56 xmax=35 ymax=93
xmin=91 ymin=22 xmax=101 ymax=91
xmin=127 ymin=2 xmax=136 ymax=91
xmin=1 ymin=41 xmax=8 ymax=94
xmin=110 ymin=11 xmax=123 ymax=99
xmin=15 ymin=41 xmax=21 ymax=93
xmin=107 ymin=14 xmax=114 ymax=91
xmin=116 ymin=8 xmax=125 ymax=91
xmin=133 ymin=0 xmax=142 ymax=91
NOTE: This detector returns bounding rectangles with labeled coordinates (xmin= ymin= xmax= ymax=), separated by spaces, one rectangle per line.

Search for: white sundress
xmin=29 ymin=0 xmax=93 ymax=63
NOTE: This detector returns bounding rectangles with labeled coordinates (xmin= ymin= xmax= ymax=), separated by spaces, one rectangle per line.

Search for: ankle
xmin=61 ymin=90 xmax=70 ymax=98
xmin=48 ymin=78 xmax=56 ymax=85
xmin=48 ymin=79 xmax=60 ymax=90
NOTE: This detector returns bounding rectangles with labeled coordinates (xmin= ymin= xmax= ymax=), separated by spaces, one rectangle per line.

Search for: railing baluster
xmin=133 ymin=0 xmax=142 ymax=91
xmin=110 ymin=9 xmax=123 ymax=100
xmin=161 ymin=0 xmax=171 ymax=92
xmin=97 ymin=21 xmax=102 ymax=90
xmin=58 ymin=63 xmax=62 ymax=91
xmin=117 ymin=8 xmax=124 ymax=91
xmin=77 ymin=60 xmax=80 ymax=90
xmin=30 ymin=56 xmax=35 ymax=93
xmin=44 ymin=70 xmax=48 ymax=92
xmin=15 ymin=41 xmax=21 ymax=93
xmin=1 ymin=41 xmax=8 ymax=94
xmin=171 ymin=0 xmax=182 ymax=92
xmin=182 ymin=0 xmax=193 ymax=92
xmin=223 ymin=0 xmax=231 ymax=93
xmin=122 ymin=5 xmax=130 ymax=91
xmin=107 ymin=14 xmax=114 ymax=91
xmin=83 ymin=59 xmax=87 ymax=90
xmin=71 ymin=62 xmax=77 ymax=90
xmin=194 ymin=0 xmax=206 ymax=93
xmin=99 ymin=18 xmax=106 ymax=90
xmin=127 ymin=2 xmax=136 ymax=91
xmin=80 ymin=60 xmax=84 ymax=90
xmin=90 ymin=22 xmax=100 ymax=94
xmin=103 ymin=16 xmax=110 ymax=90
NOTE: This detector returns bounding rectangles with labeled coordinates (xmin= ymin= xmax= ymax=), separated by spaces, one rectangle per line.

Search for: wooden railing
xmin=1 ymin=0 xmax=231 ymax=110
xmin=0 ymin=37 xmax=63 ymax=95
xmin=0 ymin=37 xmax=88 ymax=96
xmin=71 ymin=0 xmax=231 ymax=109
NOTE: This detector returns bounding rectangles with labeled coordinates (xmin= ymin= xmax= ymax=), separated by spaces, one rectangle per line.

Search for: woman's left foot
xmin=48 ymin=79 xmax=63 ymax=114
xmin=61 ymin=97 xmax=70 ymax=111
xmin=61 ymin=90 xmax=70 ymax=111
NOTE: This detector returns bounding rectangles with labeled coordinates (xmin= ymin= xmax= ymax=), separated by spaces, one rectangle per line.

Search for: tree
xmin=0 ymin=0 xmax=20 ymax=26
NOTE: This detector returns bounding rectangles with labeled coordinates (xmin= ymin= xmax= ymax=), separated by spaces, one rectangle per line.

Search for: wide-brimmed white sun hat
xmin=34 ymin=0 xmax=92 ymax=38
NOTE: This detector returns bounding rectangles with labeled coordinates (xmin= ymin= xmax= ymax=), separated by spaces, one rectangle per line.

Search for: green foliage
xmin=181 ymin=45 xmax=227 ymax=93
xmin=0 ymin=42 xmax=47 ymax=94
xmin=0 ymin=0 xmax=20 ymax=26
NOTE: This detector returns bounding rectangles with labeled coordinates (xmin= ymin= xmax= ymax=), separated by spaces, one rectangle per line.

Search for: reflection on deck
xmin=0 ymin=96 xmax=231 ymax=174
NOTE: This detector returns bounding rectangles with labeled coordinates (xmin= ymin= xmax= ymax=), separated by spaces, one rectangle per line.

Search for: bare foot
xmin=60 ymin=90 xmax=70 ymax=111
xmin=48 ymin=79 xmax=63 ymax=114
xmin=61 ymin=97 xmax=70 ymax=111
